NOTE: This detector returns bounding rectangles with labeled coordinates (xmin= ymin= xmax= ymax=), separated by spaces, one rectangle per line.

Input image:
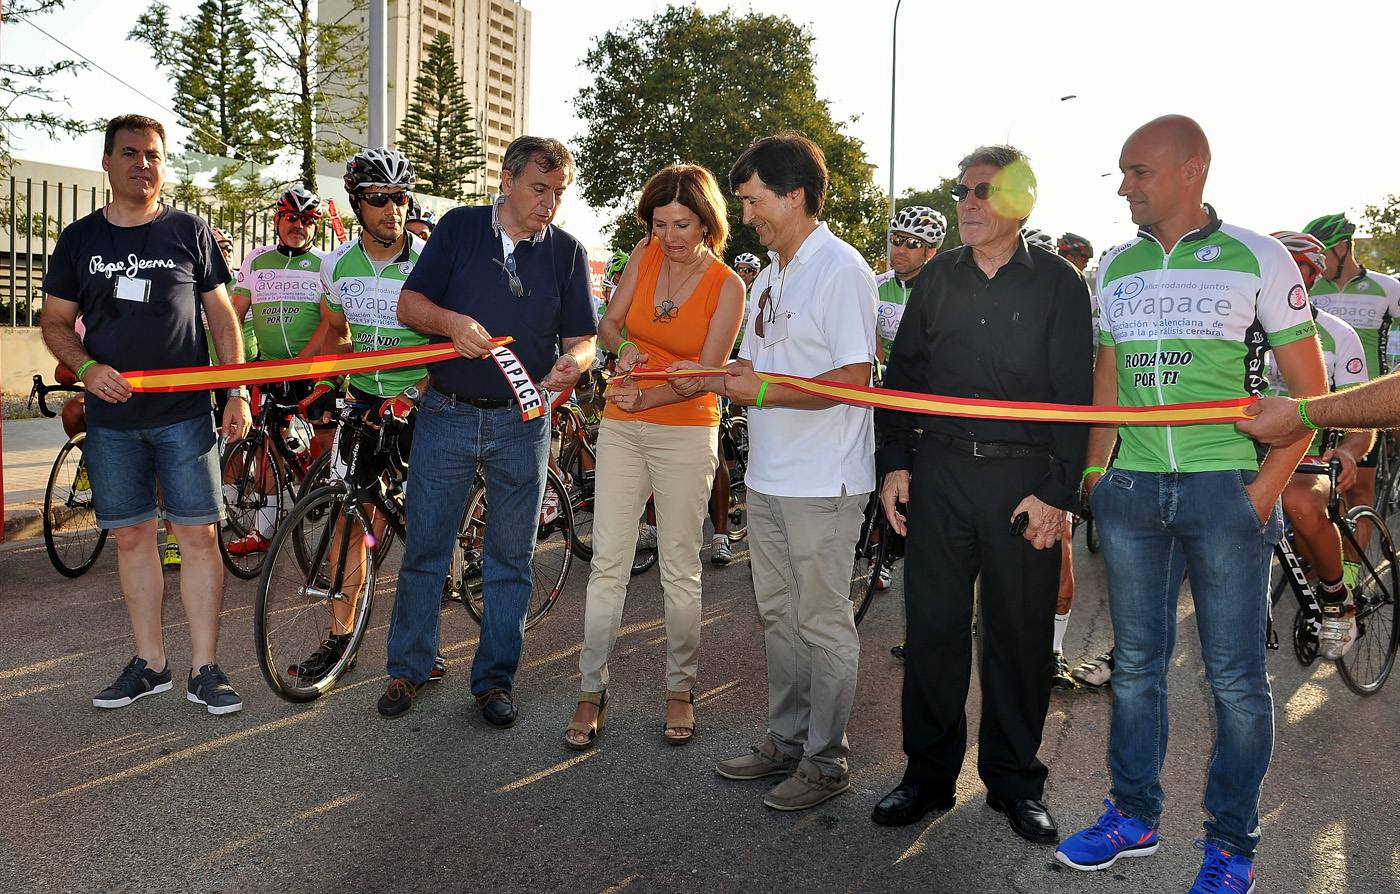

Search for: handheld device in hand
xmin=1010 ymin=511 xmax=1030 ymax=537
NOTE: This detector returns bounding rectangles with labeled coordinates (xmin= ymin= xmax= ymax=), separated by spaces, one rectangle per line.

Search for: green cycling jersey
xmin=1307 ymin=267 xmax=1400 ymax=380
xmin=231 ymin=244 xmax=327 ymax=360
xmin=320 ymin=235 xmax=429 ymax=398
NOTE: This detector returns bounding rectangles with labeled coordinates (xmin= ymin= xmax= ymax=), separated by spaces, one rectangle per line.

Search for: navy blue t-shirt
xmin=42 ymin=206 xmax=230 ymax=429
xmin=403 ymin=205 xmax=596 ymax=400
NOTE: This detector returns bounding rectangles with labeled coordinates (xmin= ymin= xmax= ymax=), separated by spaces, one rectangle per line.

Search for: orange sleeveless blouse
xmin=604 ymin=238 xmax=729 ymax=427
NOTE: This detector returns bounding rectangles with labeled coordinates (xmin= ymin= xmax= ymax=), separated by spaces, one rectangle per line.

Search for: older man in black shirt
xmin=871 ymin=145 xmax=1092 ymax=844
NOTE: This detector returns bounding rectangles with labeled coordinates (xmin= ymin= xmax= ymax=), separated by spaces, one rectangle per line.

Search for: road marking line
xmin=495 ymin=751 xmax=598 ymax=794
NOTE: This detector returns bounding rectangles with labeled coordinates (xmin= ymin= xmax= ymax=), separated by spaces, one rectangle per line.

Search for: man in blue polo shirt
xmin=379 ymin=136 xmax=597 ymax=723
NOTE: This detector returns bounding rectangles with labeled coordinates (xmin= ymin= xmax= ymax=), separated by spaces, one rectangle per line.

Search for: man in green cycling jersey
xmin=876 ymin=205 xmax=946 ymax=364
xmin=1058 ymin=115 xmax=1327 ymax=892
xmin=224 ymin=187 xmax=332 ymax=556
xmin=289 ymin=147 xmax=434 ymax=684
xmin=1301 ymin=212 xmax=1400 ymax=521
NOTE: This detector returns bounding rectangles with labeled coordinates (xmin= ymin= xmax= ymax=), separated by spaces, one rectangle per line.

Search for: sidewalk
xmin=2 ymin=414 xmax=69 ymax=542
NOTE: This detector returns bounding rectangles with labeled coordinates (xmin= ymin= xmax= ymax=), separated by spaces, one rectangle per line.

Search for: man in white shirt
xmin=672 ymin=132 xmax=877 ymax=811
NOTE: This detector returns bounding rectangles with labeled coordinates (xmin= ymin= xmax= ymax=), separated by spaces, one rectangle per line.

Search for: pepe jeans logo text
xmin=89 ymin=254 xmax=178 ymax=279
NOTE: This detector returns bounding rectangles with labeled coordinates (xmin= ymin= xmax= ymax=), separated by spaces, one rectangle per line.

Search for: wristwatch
xmin=403 ymin=386 xmax=421 ymax=402
xmin=227 ymin=387 xmax=250 ymax=401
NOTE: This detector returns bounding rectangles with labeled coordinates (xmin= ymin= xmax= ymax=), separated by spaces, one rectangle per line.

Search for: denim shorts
xmin=83 ymin=414 xmax=223 ymax=528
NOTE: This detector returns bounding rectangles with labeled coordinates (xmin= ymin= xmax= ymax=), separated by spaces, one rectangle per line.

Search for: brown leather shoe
xmin=377 ymin=677 xmax=416 ymax=717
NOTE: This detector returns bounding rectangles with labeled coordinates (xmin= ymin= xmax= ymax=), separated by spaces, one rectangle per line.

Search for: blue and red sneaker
xmin=1189 ymin=840 xmax=1256 ymax=893
xmin=1055 ymin=800 xmax=1160 ymax=871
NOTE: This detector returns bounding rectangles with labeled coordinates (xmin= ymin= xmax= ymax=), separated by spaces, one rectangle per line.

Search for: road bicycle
xmin=1269 ymin=459 xmax=1399 ymax=695
xmin=27 ymin=374 xmax=107 ymax=577
xmin=254 ymin=397 xmax=573 ymax=702
xmin=850 ymin=493 xmax=889 ymax=626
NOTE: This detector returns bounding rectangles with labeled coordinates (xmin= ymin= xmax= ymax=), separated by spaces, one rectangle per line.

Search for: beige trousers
xmin=578 ymin=418 xmax=719 ymax=693
xmin=748 ymin=487 xmax=868 ymax=775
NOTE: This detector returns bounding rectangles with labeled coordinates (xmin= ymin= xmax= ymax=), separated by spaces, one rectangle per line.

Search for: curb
xmin=3 ymin=504 xmax=43 ymax=543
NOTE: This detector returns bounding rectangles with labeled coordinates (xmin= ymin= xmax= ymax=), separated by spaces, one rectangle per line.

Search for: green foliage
xmin=247 ymin=0 xmax=368 ymax=189
xmin=129 ymin=0 xmax=275 ymax=164
xmin=897 ymin=178 xmax=962 ymax=250
xmin=399 ymin=34 xmax=486 ymax=202
xmin=574 ymin=5 xmax=886 ymax=262
xmin=1358 ymin=195 xmax=1400 ymax=274
xmin=0 ymin=1 xmax=95 ymax=176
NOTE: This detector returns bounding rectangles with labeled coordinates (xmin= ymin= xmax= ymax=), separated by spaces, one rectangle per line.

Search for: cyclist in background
xmin=597 ymin=249 xmax=630 ymax=325
xmin=224 ymin=186 xmax=332 ymax=556
xmin=1302 ymin=213 xmax=1400 ymax=519
xmin=1268 ymin=230 xmax=1373 ymax=659
xmin=876 ymin=206 xmax=946 ymax=365
xmin=733 ymin=252 xmax=762 ymax=295
xmin=405 ymin=199 xmax=436 ymax=241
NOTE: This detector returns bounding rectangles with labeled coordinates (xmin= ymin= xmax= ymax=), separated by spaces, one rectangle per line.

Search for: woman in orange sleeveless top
xmin=564 ymin=164 xmax=745 ymax=749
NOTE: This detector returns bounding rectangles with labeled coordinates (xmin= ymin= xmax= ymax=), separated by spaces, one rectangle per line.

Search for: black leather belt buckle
xmin=428 ymin=382 xmax=509 ymax=409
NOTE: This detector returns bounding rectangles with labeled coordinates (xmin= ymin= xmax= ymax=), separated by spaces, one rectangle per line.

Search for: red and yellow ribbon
xmin=124 ymin=339 xmax=513 ymax=393
xmin=627 ymin=368 xmax=1254 ymax=426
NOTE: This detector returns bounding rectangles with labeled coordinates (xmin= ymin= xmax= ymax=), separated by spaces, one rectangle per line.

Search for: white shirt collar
xmin=766 ymin=221 xmax=833 ymax=273
xmin=491 ymin=194 xmax=547 ymax=245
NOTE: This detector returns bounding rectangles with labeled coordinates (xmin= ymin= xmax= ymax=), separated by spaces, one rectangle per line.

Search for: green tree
xmin=128 ymin=0 xmax=274 ymax=163
xmin=0 ymin=1 xmax=94 ymax=176
xmin=399 ymin=33 xmax=485 ymax=202
xmin=574 ymin=5 xmax=886 ymax=261
xmin=249 ymin=0 xmax=367 ymax=189
xmin=1358 ymin=195 xmax=1400 ymax=273
xmin=896 ymin=178 xmax=962 ymax=251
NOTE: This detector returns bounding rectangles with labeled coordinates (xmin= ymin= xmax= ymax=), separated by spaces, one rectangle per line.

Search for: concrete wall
xmin=2 ymin=327 xmax=51 ymax=393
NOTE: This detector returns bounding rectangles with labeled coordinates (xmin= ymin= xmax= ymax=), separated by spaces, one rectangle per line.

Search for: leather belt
xmin=428 ymin=381 xmax=511 ymax=409
xmin=925 ymin=432 xmax=1049 ymax=459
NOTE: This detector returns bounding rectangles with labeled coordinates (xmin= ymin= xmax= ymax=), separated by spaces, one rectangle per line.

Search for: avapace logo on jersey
xmin=339 ymin=281 xmax=403 ymax=328
xmin=1104 ymin=274 xmax=1234 ymax=338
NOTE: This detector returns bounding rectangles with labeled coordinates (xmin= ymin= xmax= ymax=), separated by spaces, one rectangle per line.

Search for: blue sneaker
xmin=1189 ymin=840 xmax=1256 ymax=893
xmin=1055 ymin=800 xmax=1160 ymax=871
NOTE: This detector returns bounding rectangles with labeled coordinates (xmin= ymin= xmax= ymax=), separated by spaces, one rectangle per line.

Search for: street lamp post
xmin=368 ymin=0 xmax=387 ymax=147
xmin=888 ymin=0 xmax=903 ymax=263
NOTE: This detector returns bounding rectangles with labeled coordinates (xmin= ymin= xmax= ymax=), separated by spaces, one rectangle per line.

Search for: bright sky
xmin=9 ymin=0 xmax=1400 ymax=258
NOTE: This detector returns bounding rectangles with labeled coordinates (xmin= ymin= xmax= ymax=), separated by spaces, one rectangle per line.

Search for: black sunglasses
xmin=359 ymin=192 xmax=411 ymax=208
xmin=951 ymin=182 xmax=1001 ymax=203
xmin=890 ymin=234 xmax=930 ymax=250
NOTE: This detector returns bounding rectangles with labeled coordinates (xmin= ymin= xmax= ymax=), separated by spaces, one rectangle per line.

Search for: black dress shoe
xmin=871 ymin=783 xmax=956 ymax=827
xmin=986 ymin=794 xmax=1059 ymax=844
xmin=476 ymin=688 xmax=517 ymax=728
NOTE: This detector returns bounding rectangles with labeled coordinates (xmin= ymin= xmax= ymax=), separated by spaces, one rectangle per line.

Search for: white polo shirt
xmin=739 ymin=222 xmax=877 ymax=498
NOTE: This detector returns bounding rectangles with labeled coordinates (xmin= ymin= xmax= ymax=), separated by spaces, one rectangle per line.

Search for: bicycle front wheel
xmin=461 ymin=467 xmax=573 ymax=631
xmin=254 ymin=484 xmax=377 ymax=702
xmin=43 ymin=433 xmax=109 ymax=578
xmin=723 ymin=415 xmax=749 ymax=541
xmin=218 ymin=435 xmax=289 ymax=580
xmin=850 ymin=498 xmax=888 ymax=627
xmin=1340 ymin=506 xmax=1400 ymax=695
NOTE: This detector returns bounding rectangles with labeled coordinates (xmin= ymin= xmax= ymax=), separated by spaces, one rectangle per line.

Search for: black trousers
xmin=900 ymin=440 xmax=1060 ymax=801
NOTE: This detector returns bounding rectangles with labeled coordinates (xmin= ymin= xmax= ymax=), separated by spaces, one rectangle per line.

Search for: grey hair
xmin=501 ymin=136 xmax=575 ymax=184
xmin=957 ymin=144 xmax=1037 ymax=224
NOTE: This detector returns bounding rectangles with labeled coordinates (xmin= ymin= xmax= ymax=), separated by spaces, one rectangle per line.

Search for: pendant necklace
xmin=655 ymin=252 xmax=705 ymax=323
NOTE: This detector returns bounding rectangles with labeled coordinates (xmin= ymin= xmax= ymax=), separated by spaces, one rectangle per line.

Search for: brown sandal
xmin=564 ymin=690 xmax=608 ymax=750
xmin=663 ymin=690 xmax=695 ymax=745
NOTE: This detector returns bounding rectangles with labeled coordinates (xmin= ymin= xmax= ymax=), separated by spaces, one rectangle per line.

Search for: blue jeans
xmin=84 ymin=414 xmax=221 ymax=528
xmin=386 ymin=387 xmax=549 ymax=690
xmin=1092 ymin=468 xmax=1282 ymax=857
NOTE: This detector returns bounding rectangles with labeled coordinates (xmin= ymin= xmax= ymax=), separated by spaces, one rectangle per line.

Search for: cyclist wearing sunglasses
xmin=224 ymin=186 xmax=333 ymax=556
xmin=876 ymin=205 xmax=946 ymax=364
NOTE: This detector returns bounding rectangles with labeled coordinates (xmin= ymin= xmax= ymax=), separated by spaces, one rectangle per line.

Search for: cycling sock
xmin=254 ymin=505 xmax=277 ymax=538
xmin=1053 ymin=611 xmax=1070 ymax=652
xmin=1319 ymin=575 xmax=1346 ymax=602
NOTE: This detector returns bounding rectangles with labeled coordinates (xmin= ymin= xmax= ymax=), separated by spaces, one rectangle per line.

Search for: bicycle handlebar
xmin=27 ymin=375 xmax=83 ymax=418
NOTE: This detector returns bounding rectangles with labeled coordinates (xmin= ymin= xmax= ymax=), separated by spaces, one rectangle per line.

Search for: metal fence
xmin=2 ymin=177 xmax=356 ymax=327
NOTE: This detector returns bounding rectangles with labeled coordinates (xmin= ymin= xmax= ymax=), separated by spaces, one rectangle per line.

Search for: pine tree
xmin=129 ymin=0 xmax=274 ymax=163
xmin=0 ymin=1 xmax=93 ymax=176
xmin=399 ymin=33 xmax=486 ymax=202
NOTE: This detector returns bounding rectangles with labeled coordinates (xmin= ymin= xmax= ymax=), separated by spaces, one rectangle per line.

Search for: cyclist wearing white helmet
xmin=405 ymin=199 xmax=436 ymax=241
xmin=876 ymin=205 xmax=947 ymax=362
xmin=1022 ymin=227 xmax=1055 ymax=251
xmin=733 ymin=252 xmax=762 ymax=292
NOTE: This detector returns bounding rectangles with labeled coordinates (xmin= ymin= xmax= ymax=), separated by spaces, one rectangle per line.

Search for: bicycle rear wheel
xmin=850 ymin=497 xmax=888 ymax=627
xmin=218 ymin=435 xmax=290 ymax=580
xmin=254 ymin=484 xmax=378 ymax=702
xmin=43 ymin=433 xmax=109 ymax=578
xmin=1340 ymin=506 xmax=1400 ymax=694
xmin=723 ymin=415 xmax=749 ymax=541
xmin=459 ymin=467 xmax=574 ymax=631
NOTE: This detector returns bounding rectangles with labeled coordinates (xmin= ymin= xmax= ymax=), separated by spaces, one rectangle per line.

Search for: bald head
xmin=1117 ymin=115 xmax=1213 ymax=234
xmin=1126 ymin=114 xmax=1211 ymax=173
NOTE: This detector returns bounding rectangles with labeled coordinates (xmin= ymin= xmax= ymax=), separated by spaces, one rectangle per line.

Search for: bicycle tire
xmin=254 ymin=483 xmax=377 ymax=702
xmin=218 ymin=434 xmax=290 ymax=580
xmin=1339 ymin=505 xmax=1400 ymax=695
xmin=722 ymin=415 xmax=749 ymax=541
xmin=850 ymin=497 xmax=888 ymax=627
xmin=1085 ymin=516 xmax=1100 ymax=553
xmin=559 ymin=438 xmax=664 ymax=576
xmin=43 ymin=433 xmax=109 ymax=578
xmin=459 ymin=466 xmax=574 ymax=631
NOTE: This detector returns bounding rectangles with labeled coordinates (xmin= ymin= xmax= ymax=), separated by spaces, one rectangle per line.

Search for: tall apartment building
xmin=320 ymin=0 xmax=531 ymax=196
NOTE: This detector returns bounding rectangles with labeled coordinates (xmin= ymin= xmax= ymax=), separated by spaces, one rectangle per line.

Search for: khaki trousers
xmin=578 ymin=418 xmax=718 ymax=693
xmin=748 ymin=487 xmax=868 ymax=775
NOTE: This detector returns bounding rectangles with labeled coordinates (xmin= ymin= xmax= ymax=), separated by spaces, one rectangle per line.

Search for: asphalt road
xmin=1 ymin=526 xmax=1396 ymax=894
